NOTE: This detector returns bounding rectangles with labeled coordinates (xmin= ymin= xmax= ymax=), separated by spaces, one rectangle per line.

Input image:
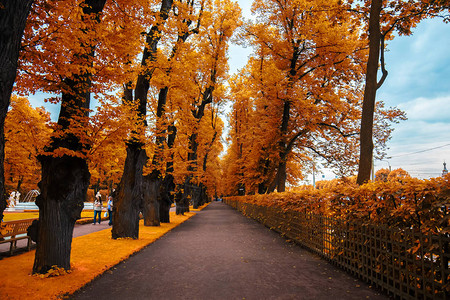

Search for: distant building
xmin=443 ymin=162 xmax=448 ymax=177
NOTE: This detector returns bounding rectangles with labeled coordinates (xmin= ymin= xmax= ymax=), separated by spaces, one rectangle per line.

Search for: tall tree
xmin=142 ymin=0 xmax=204 ymax=224
xmin=222 ymin=74 xmax=253 ymax=195
xmin=185 ymin=4 xmax=238 ymax=207
xmin=356 ymin=0 xmax=450 ymax=184
xmin=196 ymin=106 xmax=224 ymax=202
xmin=357 ymin=0 xmax=389 ymax=184
xmin=0 ymin=0 xmax=34 ymax=221
xmin=238 ymin=0 xmax=367 ymax=193
xmin=112 ymin=0 xmax=173 ymax=238
xmin=25 ymin=0 xmax=107 ymax=274
xmin=4 ymin=95 xmax=51 ymax=195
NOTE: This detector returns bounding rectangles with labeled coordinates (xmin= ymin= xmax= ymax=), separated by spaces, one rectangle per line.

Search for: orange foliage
xmin=145 ymin=0 xmax=240 ymax=196
xmin=4 ymin=95 xmax=52 ymax=195
xmin=13 ymin=0 xmax=150 ymax=172
xmin=387 ymin=168 xmax=411 ymax=181
xmin=5 ymin=95 xmax=137 ymax=197
xmin=87 ymin=101 xmax=139 ymax=189
xmin=17 ymin=0 xmax=149 ymax=100
xmin=375 ymin=168 xmax=390 ymax=182
xmin=351 ymin=0 xmax=449 ymax=41
xmin=375 ymin=167 xmax=410 ymax=182
xmin=222 ymin=0 xmax=406 ymax=195
xmin=227 ymin=175 xmax=450 ymax=235
xmin=3 ymin=211 xmax=95 ymax=222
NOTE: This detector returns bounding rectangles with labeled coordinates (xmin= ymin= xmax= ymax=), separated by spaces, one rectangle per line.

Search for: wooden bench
xmin=0 ymin=218 xmax=36 ymax=255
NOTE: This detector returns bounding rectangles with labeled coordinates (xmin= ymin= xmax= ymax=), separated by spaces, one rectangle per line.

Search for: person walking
xmin=93 ymin=192 xmax=103 ymax=225
xmin=107 ymin=194 xmax=113 ymax=226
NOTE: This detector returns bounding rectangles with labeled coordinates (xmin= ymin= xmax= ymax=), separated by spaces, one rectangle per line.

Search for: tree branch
xmin=318 ymin=122 xmax=359 ymax=137
xmin=376 ymin=34 xmax=388 ymax=89
xmin=286 ymin=129 xmax=307 ymax=153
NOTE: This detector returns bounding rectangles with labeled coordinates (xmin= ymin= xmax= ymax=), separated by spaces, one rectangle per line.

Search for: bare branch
xmin=377 ymin=34 xmax=388 ymax=89
xmin=319 ymin=122 xmax=359 ymax=137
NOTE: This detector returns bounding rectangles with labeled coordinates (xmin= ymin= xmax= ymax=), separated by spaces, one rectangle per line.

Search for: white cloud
xmin=382 ymin=117 xmax=450 ymax=179
xmin=399 ymin=96 xmax=450 ymax=123
xmin=410 ymin=19 xmax=450 ymax=56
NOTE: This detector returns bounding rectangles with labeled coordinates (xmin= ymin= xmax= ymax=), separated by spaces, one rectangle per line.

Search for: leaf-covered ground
xmin=3 ymin=211 xmax=95 ymax=222
xmin=0 ymin=204 xmax=208 ymax=299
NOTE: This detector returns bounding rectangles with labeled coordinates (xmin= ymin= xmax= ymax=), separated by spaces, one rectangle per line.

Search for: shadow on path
xmin=72 ymin=202 xmax=388 ymax=300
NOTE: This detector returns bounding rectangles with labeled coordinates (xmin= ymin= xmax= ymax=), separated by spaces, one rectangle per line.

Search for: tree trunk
xmin=356 ymin=0 xmax=382 ymax=185
xmin=192 ymin=184 xmax=208 ymax=208
xmin=143 ymin=86 xmax=168 ymax=225
xmin=142 ymin=171 xmax=160 ymax=226
xmin=159 ymin=125 xmax=177 ymax=222
xmin=175 ymin=183 xmax=190 ymax=215
xmin=268 ymin=146 xmax=289 ymax=193
xmin=181 ymin=131 xmax=199 ymax=211
xmin=267 ymin=159 xmax=287 ymax=193
xmin=237 ymin=183 xmax=245 ymax=195
xmin=275 ymin=88 xmax=291 ymax=193
xmin=112 ymin=143 xmax=146 ymax=239
xmin=258 ymin=183 xmax=267 ymax=194
xmin=198 ymin=184 xmax=208 ymax=207
xmin=159 ymin=174 xmax=174 ymax=223
xmin=33 ymin=156 xmax=89 ymax=273
xmin=257 ymin=158 xmax=272 ymax=194
xmin=277 ymin=161 xmax=287 ymax=192
xmin=159 ymin=200 xmax=171 ymax=222
xmin=191 ymin=184 xmax=202 ymax=209
xmin=0 ymin=0 xmax=34 ymax=221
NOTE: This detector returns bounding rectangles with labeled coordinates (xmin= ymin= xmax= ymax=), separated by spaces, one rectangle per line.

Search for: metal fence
xmin=225 ymin=199 xmax=450 ymax=300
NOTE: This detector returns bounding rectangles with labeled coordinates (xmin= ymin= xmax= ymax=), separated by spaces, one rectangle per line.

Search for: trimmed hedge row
xmin=226 ymin=175 xmax=450 ymax=235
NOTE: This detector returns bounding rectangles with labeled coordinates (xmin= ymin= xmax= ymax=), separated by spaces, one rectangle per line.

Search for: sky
xmin=27 ymin=1 xmax=450 ymax=182
xmin=227 ymin=2 xmax=450 ymax=182
xmin=375 ymin=19 xmax=450 ymax=179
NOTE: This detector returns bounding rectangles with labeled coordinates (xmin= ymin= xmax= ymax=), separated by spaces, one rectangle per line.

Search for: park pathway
xmin=72 ymin=201 xmax=388 ymax=300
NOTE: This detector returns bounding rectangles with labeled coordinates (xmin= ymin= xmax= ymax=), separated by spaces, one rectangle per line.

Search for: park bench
xmin=0 ymin=218 xmax=36 ymax=255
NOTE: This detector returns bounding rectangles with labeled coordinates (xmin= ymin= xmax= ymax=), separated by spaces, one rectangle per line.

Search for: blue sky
xmin=375 ymin=18 xmax=450 ymax=178
xmin=27 ymin=2 xmax=449 ymax=181
xmin=228 ymin=2 xmax=450 ymax=181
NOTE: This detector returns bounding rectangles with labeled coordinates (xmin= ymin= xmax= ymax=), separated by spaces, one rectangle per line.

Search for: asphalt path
xmin=71 ymin=201 xmax=388 ymax=300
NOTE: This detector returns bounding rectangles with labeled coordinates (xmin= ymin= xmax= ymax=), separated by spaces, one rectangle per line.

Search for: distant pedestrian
xmin=107 ymin=194 xmax=113 ymax=226
xmin=93 ymin=192 xmax=103 ymax=225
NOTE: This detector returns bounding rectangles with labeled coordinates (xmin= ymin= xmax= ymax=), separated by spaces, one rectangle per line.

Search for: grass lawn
xmin=4 ymin=205 xmax=204 ymax=222
xmin=3 ymin=211 xmax=95 ymax=222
